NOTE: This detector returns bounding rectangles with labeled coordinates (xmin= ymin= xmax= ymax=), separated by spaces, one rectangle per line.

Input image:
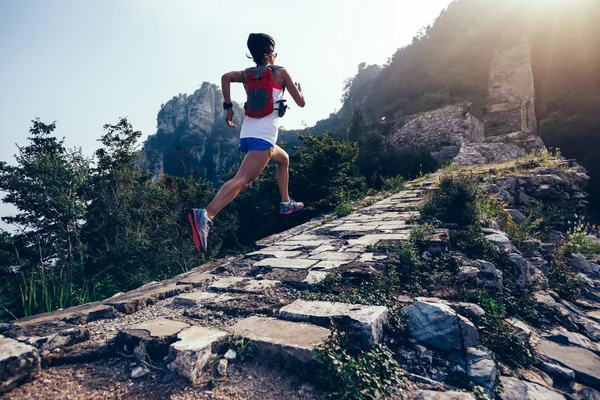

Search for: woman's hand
xmin=225 ymin=108 xmax=236 ymax=128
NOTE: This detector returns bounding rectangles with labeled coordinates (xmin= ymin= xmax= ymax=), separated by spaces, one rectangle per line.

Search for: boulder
xmin=0 ymin=335 xmax=41 ymax=394
xmin=485 ymin=232 xmax=513 ymax=252
xmin=540 ymin=362 xmax=575 ymax=381
xmin=476 ymin=260 xmax=503 ymax=293
xmin=466 ymin=347 xmax=496 ymax=394
xmin=498 ymin=376 xmax=565 ymax=400
xmin=570 ymin=253 xmax=600 ymax=277
xmin=402 ymin=298 xmax=479 ymax=352
xmin=536 ymin=338 xmax=600 ymax=389
xmin=508 ymin=253 xmax=527 ymax=289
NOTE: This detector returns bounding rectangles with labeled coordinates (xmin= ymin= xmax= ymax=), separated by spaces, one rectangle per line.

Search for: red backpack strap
xmin=268 ymin=65 xmax=285 ymax=92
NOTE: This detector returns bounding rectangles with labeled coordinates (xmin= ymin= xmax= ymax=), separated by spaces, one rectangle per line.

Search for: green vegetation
xmin=227 ymin=334 xmax=255 ymax=362
xmin=563 ymin=218 xmax=600 ymax=257
xmin=422 ymin=173 xmax=480 ymax=227
xmin=0 ymin=120 xmax=368 ymax=321
xmin=313 ymin=329 xmax=401 ymax=400
xmin=469 ymin=292 xmax=534 ymax=368
xmin=335 ymin=202 xmax=353 ymax=218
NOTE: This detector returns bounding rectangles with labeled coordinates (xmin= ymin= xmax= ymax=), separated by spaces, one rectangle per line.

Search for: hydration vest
xmin=244 ymin=65 xmax=284 ymax=118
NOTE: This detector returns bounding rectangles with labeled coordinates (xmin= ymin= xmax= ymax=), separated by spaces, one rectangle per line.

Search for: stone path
xmin=0 ymin=187 xmax=430 ymax=392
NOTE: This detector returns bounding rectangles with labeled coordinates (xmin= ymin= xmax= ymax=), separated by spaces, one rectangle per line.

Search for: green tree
xmin=0 ymin=119 xmax=90 ymax=317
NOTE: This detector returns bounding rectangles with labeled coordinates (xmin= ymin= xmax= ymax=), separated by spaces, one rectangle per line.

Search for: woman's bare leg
xmin=270 ymin=145 xmax=290 ymax=203
xmin=204 ymin=149 xmax=271 ymax=220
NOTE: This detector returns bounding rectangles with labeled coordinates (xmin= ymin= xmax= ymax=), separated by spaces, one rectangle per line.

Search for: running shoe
xmin=187 ymin=208 xmax=213 ymax=252
xmin=279 ymin=199 xmax=304 ymax=215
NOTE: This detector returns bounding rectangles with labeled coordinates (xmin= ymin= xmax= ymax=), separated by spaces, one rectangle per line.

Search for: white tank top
xmin=239 ymin=84 xmax=284 ymax=146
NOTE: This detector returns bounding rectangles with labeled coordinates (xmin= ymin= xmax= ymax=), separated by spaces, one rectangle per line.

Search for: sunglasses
xmin=271 ymin=52 xmax=278 ymax=58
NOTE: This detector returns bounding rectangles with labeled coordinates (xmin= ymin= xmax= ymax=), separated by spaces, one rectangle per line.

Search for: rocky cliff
xmin=141 ymin=82 xmax=244 ymax=182
xmin=386 ymin=33 xmax=545 ymax=168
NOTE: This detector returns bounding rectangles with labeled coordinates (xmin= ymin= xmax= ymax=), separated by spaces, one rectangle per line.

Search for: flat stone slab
xmin=536 ymin=338 xmax=600 ymax=389
xmin=358 ymin=253 xmax=388 ymax=262
xmin=14 ymin=302 xmax=118 ymax=326
xmin=176 ymin=272 xmax=216 ymax=287
xmin=253 ymin=258 xmax=317 ymax=270
xmin=5 ymin=319 xmax=90 ymax=352
xmin=247 ymin=249 xmax=302 ymax=258
xmin=0 ymin=335 xmax=41 ymax=394
xmin=309 ymin=244 xmax=337 ymax=254
xmin=311 ymin=260 xmax=347 ymax=270
xmin=107 ymin=282 xmax=192 ymax=314
xmin=168 ymin=326 xmax=228 ymax=382
xmin=208 ymin=277 xmax=281 ymax=294
xmin=302 ymin=271 xmax=328 ymax=285
xmin=331 ymin=223 xmax=381 ymax=232
xmin=308 ymin=251 xmax=360 ymax=262
xmin=276 ymin=239 xmax=333 ymax=248
xmin=230 ymin=316 xmax=330 ymax=364
xmin=278 ymin=300 xmax=388 ymax=346
xmin=173 ymin=292 xmax=234 ymax=307
xmin=347 ymin=233 xmax=410 ymax=246
xmin=128 ymin=319 xmax=191 ymax=338
xmin=116 ymin=318 xmax=190 ymax=362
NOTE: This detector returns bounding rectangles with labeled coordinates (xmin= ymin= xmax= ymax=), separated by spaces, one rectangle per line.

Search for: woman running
xmin=188 ymin=33 xmax=306 ymax=252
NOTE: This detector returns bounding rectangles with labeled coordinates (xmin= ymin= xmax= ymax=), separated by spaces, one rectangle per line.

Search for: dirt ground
xmin=5 ymin=358 xmax=321 ymax=400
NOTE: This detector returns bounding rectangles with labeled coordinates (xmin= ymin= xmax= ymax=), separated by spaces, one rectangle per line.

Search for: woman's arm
xmin=221 ymin=71 xmax=244 ymax=127
xmin=280 ymin=68 xmax=305 ymax=108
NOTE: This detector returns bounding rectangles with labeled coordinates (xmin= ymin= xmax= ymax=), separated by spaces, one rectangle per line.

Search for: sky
xmin=0 ymin=0 xmax=453 ymax=229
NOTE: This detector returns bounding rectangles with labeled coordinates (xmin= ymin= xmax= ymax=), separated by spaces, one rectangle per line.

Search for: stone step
xmin=167 ymin=326 xmax=228 ymax=383
xmin=107 ymin=282 xmax=192 ymax=314
xmin=115 ymin=318 xmax=190 ymax=362
xmin=173 ymin=291 xmax=234 ymax=307
xmin=278 ymin=299 xmax=388 ymax=347
xmin=253 ymin=258 xmax=317 ymax=270
xmin=176 ymin=272 xmax=216 ymax=288
xmin=0 ymin=335 xmax=41 ymax=394
xmin=207 ymin=276 xmax=281 ymax=294
xmin=229 ymin=316 xmax=330 ymax=364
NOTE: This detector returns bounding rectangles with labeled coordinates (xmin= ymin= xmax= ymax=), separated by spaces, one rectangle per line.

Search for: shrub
xmin=336 ymin=202 xmax=353 ymax=217
xmin=313 ymin=329 xmax=400 ymax=400
xmin=421 ymin=173 xmax=480 ymax=227
xmin=381 ymin=175 xmax=405 ymax=193
xmin=468 ymin=292 xmax=534 ymax=368
xmin=563 ymin=217 xmax=600 ymax=257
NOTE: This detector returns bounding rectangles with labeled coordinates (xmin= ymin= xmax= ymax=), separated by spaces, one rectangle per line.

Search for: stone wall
xmin=484 ymin=160 xmax=590 ymax=217
xmin=385 ymin=103 xmax=485 ymax=163
xmin=485 ymin=39 xmax=537 ymax=137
